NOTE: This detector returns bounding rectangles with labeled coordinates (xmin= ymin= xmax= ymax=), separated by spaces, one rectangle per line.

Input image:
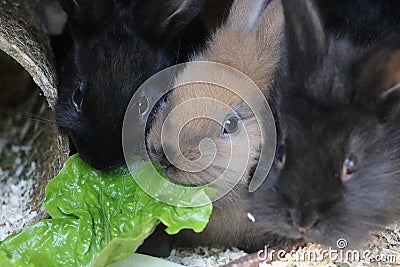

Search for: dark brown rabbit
xmin=248 ymin=0 xmax=400 ymax=249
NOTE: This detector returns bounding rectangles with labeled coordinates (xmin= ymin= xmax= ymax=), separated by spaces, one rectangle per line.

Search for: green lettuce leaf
xmin=0 ymin=155 xmax=212 ymax=267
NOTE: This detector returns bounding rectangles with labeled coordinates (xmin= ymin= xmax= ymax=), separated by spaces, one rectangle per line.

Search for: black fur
xmin=55 ymin=0 xmax=207 ymax=170
xmin=317 ymin=0 xmax=400 ymax=46
xmin=248 ymin=0 xmax=400 ymax=249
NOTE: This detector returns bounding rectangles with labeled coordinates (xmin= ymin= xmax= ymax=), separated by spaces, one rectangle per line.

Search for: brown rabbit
xmin=145 ymin=0 xmax=285 ymax=251
xmin=147 ymin=0 xmax=283 ymax=193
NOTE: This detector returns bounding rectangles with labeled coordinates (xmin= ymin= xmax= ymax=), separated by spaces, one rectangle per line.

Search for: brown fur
xmin=148 ymin=0 xmax=283 ymax=189
xmin=374 ymin=50 xmax=400 ymax=90
xmin=200 ymin=0 xmax=283 ymax=94
xmin=146 ymin=0 xmax=284 ymax=250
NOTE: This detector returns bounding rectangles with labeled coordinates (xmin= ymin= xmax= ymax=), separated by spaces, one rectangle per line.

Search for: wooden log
xmin=0 ymin=0 xmax=69 ymax=222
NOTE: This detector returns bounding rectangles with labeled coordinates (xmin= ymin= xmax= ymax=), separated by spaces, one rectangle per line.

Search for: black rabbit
xmin=248 ymin=0 xmax=400 ymax=249
xmin=55 ymin=0 xmax=207 ymax=170
xmin=316 ymin=0 xmax=400 ymax=46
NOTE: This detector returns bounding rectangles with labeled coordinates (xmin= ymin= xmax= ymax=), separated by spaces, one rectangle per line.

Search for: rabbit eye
xmin=222 ymin=116 xmax=240 ymax=135
xmin=341 ymin=155 xmax=358 ymax=182
xmin=72 ymin=88 xmax=83 ymax=111
xmin=277 ymin=144 xmax=286 ymax=167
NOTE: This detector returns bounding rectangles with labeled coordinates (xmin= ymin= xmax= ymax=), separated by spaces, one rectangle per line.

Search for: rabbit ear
xmin=282 ymin=0 xmax=327 ymax=80
xmin=58 ymin=0 xmax=113 ymax=36
xmin=353 ymin=38 xmax=400 ymax=100
xmin=352 ymin=38 xmax=400 ymax=120
xmin=133 ymin=0 xmax=206 ymax=46
xmin=224 ymin=0 xmax=271 ymax=31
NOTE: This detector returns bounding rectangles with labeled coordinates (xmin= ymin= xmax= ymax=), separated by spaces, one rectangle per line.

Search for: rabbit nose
xmin=290 ymin=208 xmax=320 ymax=233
